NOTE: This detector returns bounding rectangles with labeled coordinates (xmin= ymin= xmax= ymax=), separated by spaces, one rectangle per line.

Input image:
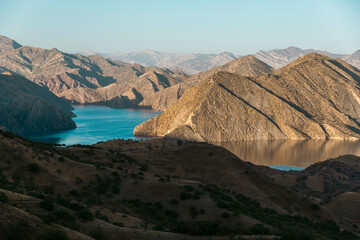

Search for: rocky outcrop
xmin=134 ymin=53 xmax=360 ymax=141
xmin=0 ymin=72 xmax=76 ymax=134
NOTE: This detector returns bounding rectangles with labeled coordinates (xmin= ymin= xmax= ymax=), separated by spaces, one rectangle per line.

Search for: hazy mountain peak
xmin=0 ymin=35 xmax=22 ymax=52
xmin=139 ymin=49 xmax=159 ymax=55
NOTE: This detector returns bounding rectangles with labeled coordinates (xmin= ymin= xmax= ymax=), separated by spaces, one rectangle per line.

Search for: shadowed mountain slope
xmin=0 ymin=72 xmax=75 ymax=134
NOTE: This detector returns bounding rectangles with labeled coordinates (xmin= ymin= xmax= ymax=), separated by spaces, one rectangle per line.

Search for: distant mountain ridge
xmin=79 ymin=49 xmax=239 ymax=75
xmin=79 ymin=46 xmax=360 ymax=74
xmin=254 ymin=46 xmax=360 ymax=69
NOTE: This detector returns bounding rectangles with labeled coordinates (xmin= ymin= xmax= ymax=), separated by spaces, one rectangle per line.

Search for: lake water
xmin=27 ymin=105 xmax=160 ymax=145
xmin=218 ymin=140 xmax=360 ymax=169
xmin=27 ymin=105 xmax=360 ymax=170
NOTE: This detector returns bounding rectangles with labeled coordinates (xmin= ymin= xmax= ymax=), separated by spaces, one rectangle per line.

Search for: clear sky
xmin=0 ymin=0 xmax=359 ymax=54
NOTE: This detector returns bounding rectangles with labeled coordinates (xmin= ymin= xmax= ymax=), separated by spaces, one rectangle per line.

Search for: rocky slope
xmin=255 ymin=46 xmax=360 ymax=69
xmin=0 ymin=35 xmax=21 ymax=52
xmin=0 ymin=130 xmax=356 ymax=239
xmin=85 ymin=49 xmax=239 ymax=75
xmin=0 ymin=72 xmax=76 ymax=134
xmin=0 ymin=36 xmax=188 ymax=110
xmin=139 ymin=55 xmax=274 ymax=111
xmin=134 ymin=53 xmax=360 ymax=141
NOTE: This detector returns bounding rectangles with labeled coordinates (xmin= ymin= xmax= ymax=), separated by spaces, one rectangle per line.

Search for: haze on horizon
xmin=0 ymin=0 xmax=359 ymax=55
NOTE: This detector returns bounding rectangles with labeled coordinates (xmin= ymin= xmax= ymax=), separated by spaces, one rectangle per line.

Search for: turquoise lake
xmin=26 ymin=105 xmax=360 ymax=171
xmin=27 ymin=105 xmax=160 ymax=145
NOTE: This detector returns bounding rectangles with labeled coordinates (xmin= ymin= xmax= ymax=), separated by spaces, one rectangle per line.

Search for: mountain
xmin=254 ymin=46 xmax=360 ymax=69
xmin=0 ymin=35 xmax=22 ymax=52
xmin=0 ymin=72 xmax=75 ymax=134
xmin=91 ymin=50 xmax=239 ymax=75
xmin=1 ymin=130 xmax=355 ymax=239
xmin=0 ymin=36 xmax=188 ymax=110
xmin=134 ymin=53 xmax=360 ymax=142
xmin=138 ymin=55 xmax=274 ymax=111
xmin=342 ymin=50 xmax=360 ymax=70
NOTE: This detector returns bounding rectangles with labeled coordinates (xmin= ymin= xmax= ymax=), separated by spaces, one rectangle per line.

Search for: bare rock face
xmin=0 ymin=72 xmax=76 ymax=134
xmin=134 ymin=53 xmax=360 ymax=142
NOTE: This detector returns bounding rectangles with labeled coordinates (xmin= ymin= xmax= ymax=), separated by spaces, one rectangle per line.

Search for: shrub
xmin=170 ymin=199 xmax=179 ymax=205
xmin=41 ymin=228 xmax=69 ymax=240
xmin=40 ymin=198 xmax=55 ymax=211
xmin=0 ymin=192 xmax=9 ymax=204
xmin=280 ymin=229 xmax=314 ymax=240
xmin=27 ymin=163 xmax=40 ymax=173
xmin=188 ymin=205 xmax=199 ymax=218
xmin=3 ymin=219 xmax=29 ymax=240
xmin=77 ymin=208 xmax=94 ymax=221
xmin=180 ymin=192 xmax=192 ymax=200
xmin=90 ymin=230 xmax=108 ymax=240
xmin=164 ymin=209 xmax=179 ymax=219
xmin=221 ymin=212 xmax=230 ymax=218
xmin=113 ymin=222 xmax=124 ymax=227
xmin=184 ymin=185 xmax=194 ymax=191
xmin=311 ymin=203 xmax=320 ymax=210
xmin=250 ymin=224 xmax=269 ymax=235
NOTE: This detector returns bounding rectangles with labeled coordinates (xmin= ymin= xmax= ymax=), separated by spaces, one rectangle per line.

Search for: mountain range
xmin=134 ymin=53 xmax=360 ymax=141
xmin=79 ymin=46 xmax=360 ymax=74
xmin=79 ymin=49 xmax=239 ymax=75
xmin=0 ymin=36 xmax=189 ymax=111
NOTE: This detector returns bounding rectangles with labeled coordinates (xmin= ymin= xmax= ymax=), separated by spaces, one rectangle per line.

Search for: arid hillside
xmin=256 ymin=155 xmax=360 ymax=228
xmin=0 ymin=130 xmax=357 ymax=239
xmin=134 ymin=53 xmax=360 ymax=141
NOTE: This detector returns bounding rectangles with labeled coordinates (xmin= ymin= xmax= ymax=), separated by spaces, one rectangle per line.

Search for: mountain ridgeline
xmin=0 ymin=37 xmax=189 ymax=111
xmin=134 ymin=53 xmax=360 ymax=141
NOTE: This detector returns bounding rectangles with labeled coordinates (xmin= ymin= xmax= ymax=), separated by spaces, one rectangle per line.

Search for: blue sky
xmin=0 ymin=0 xmax=359 ymax=54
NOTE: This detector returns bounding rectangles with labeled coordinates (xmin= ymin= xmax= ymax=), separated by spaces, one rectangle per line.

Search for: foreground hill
xmin=0 ymin=36 xmax=188 ymax=110
xmin=255 ymin=46 xmax=360 ymax=69
xmin=256 ymin=155 xmax=360 ymax=228
xmin=134 ymin=53 xmax=360 ymax=141
xmin=0 ymin=35 xmax=21 ymax=52
xmin=0 ymin=72 xmax=75 ymax=134
xmin=0 ymin=130 xmax=357 ymax=239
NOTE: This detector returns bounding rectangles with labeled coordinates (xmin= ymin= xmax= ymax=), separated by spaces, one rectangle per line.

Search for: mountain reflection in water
xmin=217 ymin=140 xmax=360 ymax=168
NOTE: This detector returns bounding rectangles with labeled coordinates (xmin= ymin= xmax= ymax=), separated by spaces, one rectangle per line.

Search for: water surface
xmin=27 ymin=105 xmax=360 ymax=170
xmin=27 ymin=105 xmax=160 ymax=145
xmin=218 ymin=140 xmax=360 ymax=169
